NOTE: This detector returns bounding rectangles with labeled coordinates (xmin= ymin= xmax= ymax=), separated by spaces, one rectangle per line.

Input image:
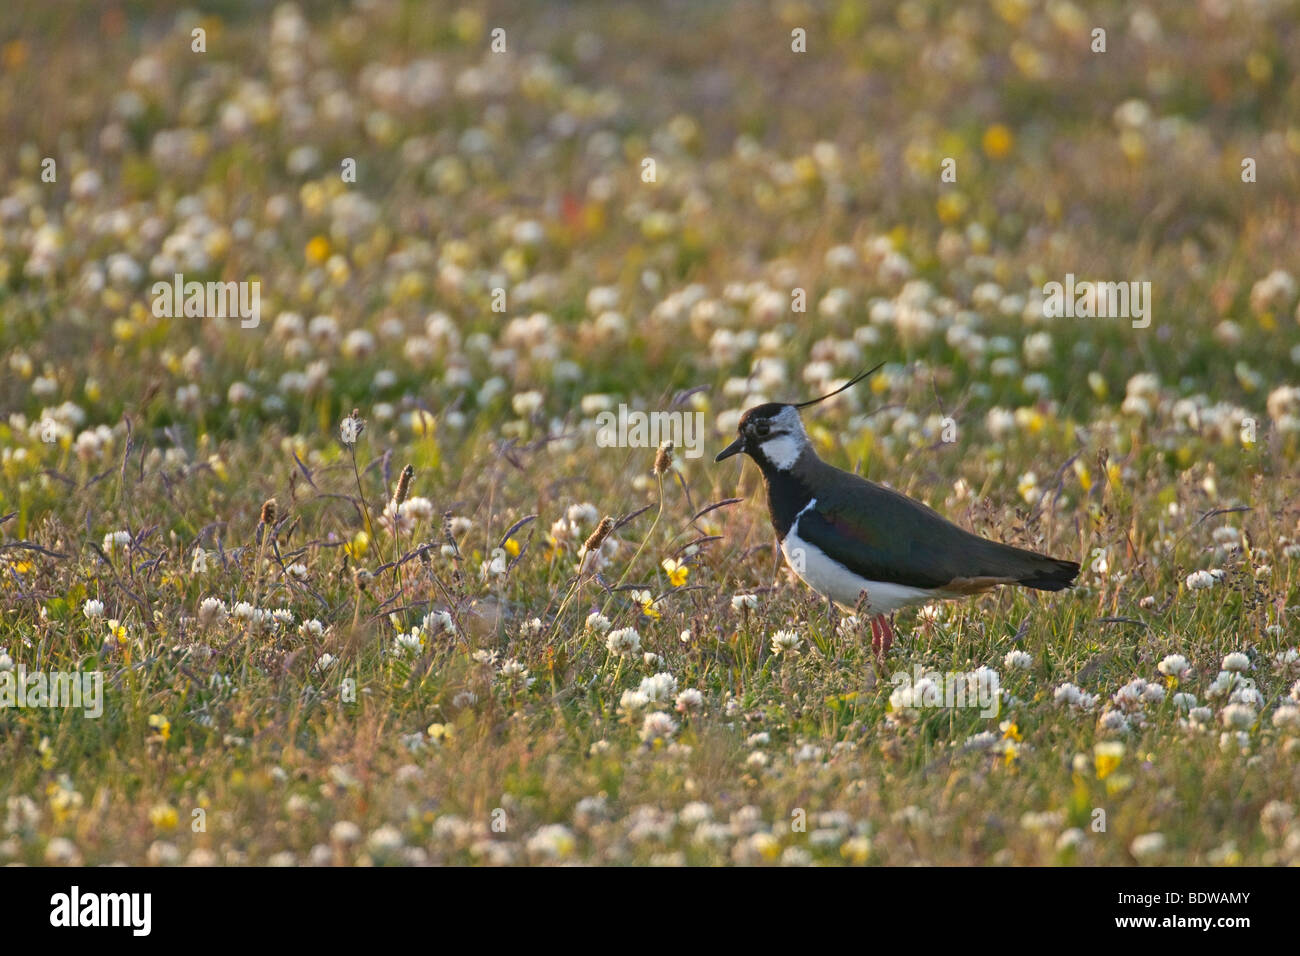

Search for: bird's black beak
xmin=715 ymin=436 xmax=745 ymax=462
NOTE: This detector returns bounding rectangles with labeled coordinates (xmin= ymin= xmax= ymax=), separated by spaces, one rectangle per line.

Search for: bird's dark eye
xmin=753 ymin=421 xmax=770 ymax=437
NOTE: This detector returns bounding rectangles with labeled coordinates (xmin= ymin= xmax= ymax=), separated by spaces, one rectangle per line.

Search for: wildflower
xmin=106 ymin=619 xmax=128 ymax=644
xmin=1093 ymin=742 xmax=1124 ymax=779
xmin=770 ymin=630 xmax=802 ymax=656
xmin=1185 ymin=570 xmax=1217 ymax=589
xmin=148 ymin=714 xmax=171 ymax=742
xmin=102 ymin=530 xmax=132 ymax=554
xmin=619 ymin=689 xmax=650 ymax=714
xmin=197 ymin=597 xmax=228 ymax=628
xmin=640 ymin=711 xmax=679 ymax=743
xmin=605 ymin=627 xmax=641 ymax=657
xmin=1221 ymin=703 xmax=1256 ymax=730
xmin=1003 ymin=649 xmax=1032 ymax=670
xmin=638 ymin=672 xmax=678 ymax=704
xmin=498 ymin=659 xmax=535 ymax=690
xmin=149 ymin=804 xmax=179 ymax=831
xmin=340 ymin=409 xmax=365 ymax=446
xmin=982 ymin=123 xmax=1014 ymax=159
xmin=661 ymin=557 xmax=689 ymax=587
xmin=527 ymin=824 xmax=576 ymax=860
xmin=675 ymin=689 xmax=704 ymax=714
xmin=1054 ymin=682 xmax=1099 ymax=711
xmin=191 ymin=548 xmax=211 ymax=574
xmin=731 ymin=593 xmax=758 ymax=611
xmin=1129 ymin=833 xmax=1166 ymax=861
xmin=82 ymin=599 xmax=105 ymax=620
xmin=1157 ymin=654 xmax=1192 ymax=680
xmin=1221 ymin=652 xmax=1252 ymax=672
xmin=632 ymin=590 xmax=660 ymax=619
xmin=585 ymin=612 xmax=611 ymax=634
xmin=425 ymin=723 xmax=453 ymax=745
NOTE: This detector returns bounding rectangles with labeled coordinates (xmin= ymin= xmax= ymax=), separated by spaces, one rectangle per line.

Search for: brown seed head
xmin=259 ymin=498 xmax=277 ymax=528
xmin=392 ymin=464 xmax=414 ymax=510
xmin=582 ymin=515 xmax=615 ymax=555
xmin=653 ymin=442 xmax=673 ymax=476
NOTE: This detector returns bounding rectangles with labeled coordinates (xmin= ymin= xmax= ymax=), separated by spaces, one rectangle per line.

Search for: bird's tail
xmin=977 ymin=539 xmax=1080 ymax=592
xmin=1016 ymin=554 xmax=1080 ymax=591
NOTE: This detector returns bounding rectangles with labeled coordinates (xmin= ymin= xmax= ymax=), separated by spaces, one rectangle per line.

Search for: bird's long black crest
xmin=793 ymin=361 xmax=885 ymax=409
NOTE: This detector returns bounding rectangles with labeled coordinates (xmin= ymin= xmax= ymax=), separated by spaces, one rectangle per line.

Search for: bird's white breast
xmin=781 ymin=501 xmax=934 ymax=614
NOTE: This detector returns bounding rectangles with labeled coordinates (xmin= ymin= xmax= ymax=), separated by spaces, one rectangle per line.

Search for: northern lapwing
xmin=715 ymin=366 xmax=1079 ymax=654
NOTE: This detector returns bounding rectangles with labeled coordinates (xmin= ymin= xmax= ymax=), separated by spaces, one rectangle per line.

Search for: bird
xmin=715 ymin=365 xmax=1079 ymax=655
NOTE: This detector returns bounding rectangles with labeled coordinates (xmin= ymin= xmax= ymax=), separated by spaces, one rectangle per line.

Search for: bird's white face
xmin=748 ymin=405 xmax=809 ymax=471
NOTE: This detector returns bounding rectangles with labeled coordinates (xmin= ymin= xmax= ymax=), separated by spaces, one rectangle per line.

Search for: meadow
xmin=1 ymin=0 xmax=1299 ymax=866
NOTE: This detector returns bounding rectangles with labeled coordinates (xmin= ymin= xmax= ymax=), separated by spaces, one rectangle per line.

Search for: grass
xmin=0 ymin=0 xmax=1298 ymax=865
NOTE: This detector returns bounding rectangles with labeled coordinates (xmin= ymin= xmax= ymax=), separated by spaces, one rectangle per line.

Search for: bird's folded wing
xmin=793 ymin=504 xmax=961 ymax=590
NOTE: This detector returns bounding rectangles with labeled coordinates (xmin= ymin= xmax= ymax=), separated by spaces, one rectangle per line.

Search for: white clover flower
xmin=1207 ymin=670 xmax=1244 ymax=699
xmin=1129 ymin=833 xmax=1166 ymax=860
xmin=1185 ymin=570 xmax=1217 ymax=590
xmin=421 ymin=610 xmax=455 ymax=635
xmin=1221 ymin=652 xmax=1252 ymax=673
xmin=82 ymin=599 xmax=105 ymax=620
xmin=770 ymin=629 xmax=802 ymax=656
xmin=1220 ymin=703 xmax=1256 ymax=729
xmin=1157 ymin=654 xmax=1192 ymax=679
xmin=640 ymin=711 xmax=678 ymax=743
xmin=605 ymin=627 xmax=641 ymax=657
xmin=1003 ymin=649 xmax=1033 ymax=670
xmin=731 ymin=593 xmax=758 ymax=611
xmin=197 ymin=597 xmax=228 ymax=628
xmin=638 ymin=672 xmax=678 ymax=703
xmin=1097 ymin=710 xmax=1131 ymax=734
xmin=1172 ymin=692 xmax=1197 ymax=711
xmin=498 ymin=659 xmax=534 ymax=690
xmin=392 ymin=632 xmax=423 ymax=655
xmin=619 ymin=689 xmax=649 ymax=714
xmin=585 ymin=612 xmax=611 ymax=634
xmin=330 ymin=821 xmax=362 ymax=845
xmin=1054 ymin=682 xmax=1099 ymax=710
xmin=1272 ymin=704 xmax=1300 ymax=730
xmin=102 ymin=530 xmax=132 ymax=553
xmin=675 ymin=688 xmax=704 ymax=714
xmin=526 ymin=824 xmax=576 ymax=861
xmin=1056 ymin=828 xmax=1086 ymax=853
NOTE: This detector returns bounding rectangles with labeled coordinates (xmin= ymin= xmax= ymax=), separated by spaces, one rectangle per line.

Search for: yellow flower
xmin=107 ymin=619 xmax=128 ymax=644
xmin=409 ymin=409 xmax=437 ymax=437
xmin=345 ymin=530 xmax=370 ymax=560
xmin=305 ymin=235 xmax=331 ymax=264
xmin=1094 ymin=741 xmax=1124 ymax=780
xmin=427 ymin=723 xmax=453 ymax=743
xmin=504 ymin=537 xmax=521 ymax=558
xmin=982 ymin=124 xmax=1014 ymax=159
xmin=661 ymin=558 xmax=689 ymax=587
xmin=148 ymin=714 xmax=171 ymax=742
xmin=936 ymin=191 xmax=968 ymax=224
xmin=149 ymin=804 xmax=179 ymax=831
xmin=633 ymin=589 xmax=660 ymax=620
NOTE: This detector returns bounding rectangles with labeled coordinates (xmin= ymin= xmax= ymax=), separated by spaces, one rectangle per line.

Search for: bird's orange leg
xmin=869 ymin=614 xmax=895 ymax=656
